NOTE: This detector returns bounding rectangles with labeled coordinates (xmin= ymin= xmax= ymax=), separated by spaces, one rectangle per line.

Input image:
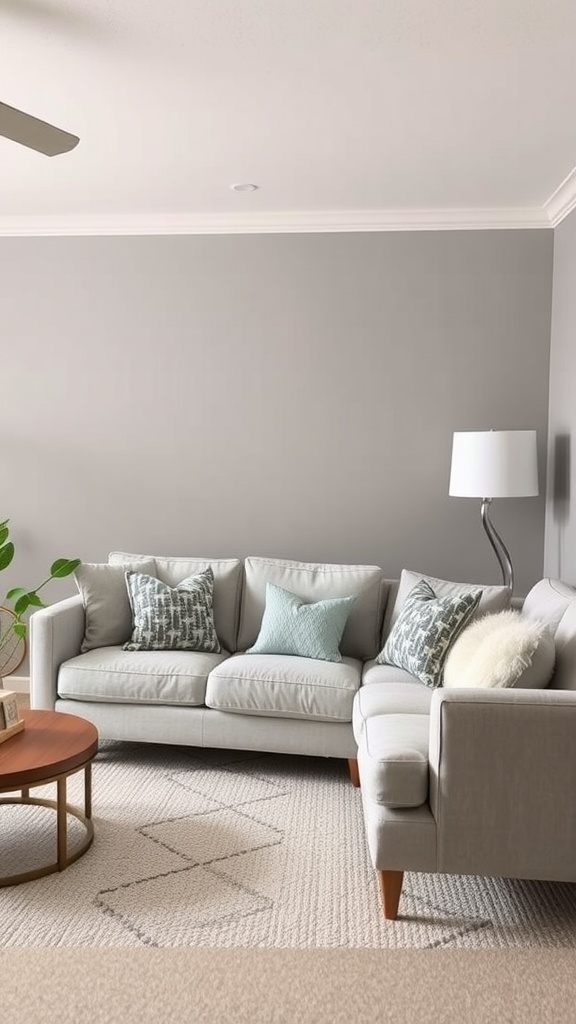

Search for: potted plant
xmin=0 ymin=518 xmax=80 ymax=674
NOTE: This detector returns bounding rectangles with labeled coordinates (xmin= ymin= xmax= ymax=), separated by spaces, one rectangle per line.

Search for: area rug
xmin=1 ymin=740 xmax=576 ymax=949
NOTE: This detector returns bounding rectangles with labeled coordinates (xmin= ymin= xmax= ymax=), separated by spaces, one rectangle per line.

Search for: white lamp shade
xmin=449 ymin=430 xmax=539 ymax=498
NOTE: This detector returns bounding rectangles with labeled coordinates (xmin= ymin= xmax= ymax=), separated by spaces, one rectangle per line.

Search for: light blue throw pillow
xmin=247 ymin=583 xmax=356 ymax=663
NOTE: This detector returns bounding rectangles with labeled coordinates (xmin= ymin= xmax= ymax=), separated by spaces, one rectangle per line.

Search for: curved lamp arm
xmin=480 ymin=498 xmax=513 ymax=592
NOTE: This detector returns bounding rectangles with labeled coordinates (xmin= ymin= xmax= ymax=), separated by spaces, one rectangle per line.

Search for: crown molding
xmin=0 ymin=206 xmax=551 ymax=237
xmin=544 ymin=165 xmax=576 ymax=227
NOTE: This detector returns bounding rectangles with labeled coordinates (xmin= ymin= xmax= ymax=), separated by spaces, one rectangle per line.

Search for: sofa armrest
xmin=428 ymin=687 xmax=576 ymax=881
xmin=29 ymin=596 xmax=85 ymax=710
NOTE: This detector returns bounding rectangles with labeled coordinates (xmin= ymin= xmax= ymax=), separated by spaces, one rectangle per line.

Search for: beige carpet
xmin=1 ymin=949 xmax=576 ymax=1024
xmin=2 ymin=739 xmax=576 ymax=950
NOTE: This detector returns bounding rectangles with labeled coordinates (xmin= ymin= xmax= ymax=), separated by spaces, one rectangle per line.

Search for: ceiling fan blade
xmin=0 ymin=101 xmax=79 ymax=156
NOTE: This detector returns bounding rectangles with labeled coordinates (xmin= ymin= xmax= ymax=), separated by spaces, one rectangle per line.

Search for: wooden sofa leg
xmin=348 ymin=758 xmax=360 ymax=787
xmin=378 ymin=870 xmax=404 ymax=920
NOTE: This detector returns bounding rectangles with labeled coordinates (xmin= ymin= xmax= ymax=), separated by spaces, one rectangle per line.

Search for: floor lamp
xmin=449 ymin=430 xmax=539 ymax=592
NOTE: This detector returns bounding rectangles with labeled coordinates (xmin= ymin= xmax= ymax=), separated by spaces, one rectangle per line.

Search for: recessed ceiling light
xmin=230 ymin=183 xmax=259 ymax=192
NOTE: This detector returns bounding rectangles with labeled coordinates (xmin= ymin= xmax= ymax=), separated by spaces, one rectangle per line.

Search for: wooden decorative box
xmin=0 ymin=690 xmax=25 ymax=744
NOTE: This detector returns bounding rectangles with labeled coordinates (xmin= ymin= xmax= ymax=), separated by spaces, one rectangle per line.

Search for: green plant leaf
xmin=50 ymin=557 xmax=81 ymax=578
xmin=0 ymin=542 xmax=15 ymax=571
xmin=13 ymin=622 xmax=27 ymax=638
xmin=26 ymin=592 xmax=46 ymax=608
xmin=6 ymin=587 xmax=28 ymax=601
xmin=0 ymin=527 xmax=9 ymax=547
xmin=14 ymin=594 xmax=31 ymax=616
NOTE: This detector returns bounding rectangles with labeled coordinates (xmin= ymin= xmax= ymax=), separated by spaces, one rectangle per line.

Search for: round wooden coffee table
xmin=0 ymin=709 xmax=98 ymax=886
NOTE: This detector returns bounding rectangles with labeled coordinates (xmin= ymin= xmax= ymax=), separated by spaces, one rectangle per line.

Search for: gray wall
xmin=545 ymin=209 xmax=576 ymax=582
xmin=0 ymin=230 xmax=552 ymax=670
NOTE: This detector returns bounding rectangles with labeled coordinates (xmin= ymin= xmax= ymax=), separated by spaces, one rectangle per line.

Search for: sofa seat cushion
xmin=205 ymin=653 xmax=362 ymax=722
xmin=358 ymin=713 xmax=430 ymax=809
xmin=362 ymin=661 xmax=425 ymax=686
xmin=353 ymin=679 xmax=432 ymax=743
xmin=58 ymin=647 xmax=230 ymax=706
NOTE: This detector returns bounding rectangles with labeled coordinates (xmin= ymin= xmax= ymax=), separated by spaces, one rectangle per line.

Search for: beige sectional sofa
xmin=29 ymin=554 xmax=576 ymax=921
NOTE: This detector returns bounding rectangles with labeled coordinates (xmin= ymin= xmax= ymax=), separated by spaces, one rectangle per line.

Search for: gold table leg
xmin=85 ymin=762 xmax=92 ymax=820
xmin=57 ymin=777 xmax=67 ymax=870
xmin=0 ymin=758 xmax=95 ymax=887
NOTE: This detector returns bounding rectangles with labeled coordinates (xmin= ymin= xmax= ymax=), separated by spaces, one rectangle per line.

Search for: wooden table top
xmin=0 ymin=710 xmax=98 ymax=789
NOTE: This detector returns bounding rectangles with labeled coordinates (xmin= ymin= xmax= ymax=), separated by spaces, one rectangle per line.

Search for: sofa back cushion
xmin=552 ymin=603 xmax=576 ymax=690
xmin=109 ymin=552 xmax=243 ymax=652
xmin=236 ymin=557 xmax=389 ymax=661
xmin=522 ymin=580 xmax=576 ymax=691
xmin=75 ymin=558 xmax=156 ymax=652
xmin=382 ymin=569 xmax=511 ymax=642
xmin=521 ymin=578 xmax=576 ymax=635
xmin=516 ymin=581 xmax=576 ymax=692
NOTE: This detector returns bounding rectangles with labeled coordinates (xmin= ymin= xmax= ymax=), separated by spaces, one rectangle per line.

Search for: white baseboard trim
xmin=2 ymin=675 xmax=30 ymax=693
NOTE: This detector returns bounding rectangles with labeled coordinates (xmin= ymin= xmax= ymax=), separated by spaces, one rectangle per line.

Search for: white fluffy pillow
xmin=443 ymin=609 xmax=555 ymax=690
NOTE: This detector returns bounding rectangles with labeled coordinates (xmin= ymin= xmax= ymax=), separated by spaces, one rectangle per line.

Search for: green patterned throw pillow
xmin=248 ymin=583 xmax=356 ymax=663
xmin=377 ymin=579 xmax=482 ymax=688
xmin=124 ymin=567 xmax=221 ymax=653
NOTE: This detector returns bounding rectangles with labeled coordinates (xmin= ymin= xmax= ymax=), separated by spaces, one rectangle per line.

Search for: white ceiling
xmin=1 ymin=0 xmax=576 ymax=235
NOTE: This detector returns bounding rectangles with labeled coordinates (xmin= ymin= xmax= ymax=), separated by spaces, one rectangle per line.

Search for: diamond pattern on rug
xmin=167 ymin=765 xmax=288 ymax=810
xmin=1 ymin=741 xmax=576 ymax=949
xmin=138 ymin=805 xmax=283 ymax=864
xmin=95 ymin=759 xmax=288 ymax=945
xmin=98 ymin=864 xmax=273 ymax=946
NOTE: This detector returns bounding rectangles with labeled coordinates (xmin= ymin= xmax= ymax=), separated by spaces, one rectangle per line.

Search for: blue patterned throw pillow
xmin=377 ymin=579 xmax=482 ymax=688
xmin=124 ymin=567 xmax=221 ymax=653
xmin=248 ymin=583 xmax=356 ymax=663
